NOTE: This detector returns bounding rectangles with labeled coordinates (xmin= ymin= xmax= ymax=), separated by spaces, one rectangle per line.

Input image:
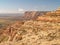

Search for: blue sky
xmin=0 ymin=0 xmax=60 ymax=13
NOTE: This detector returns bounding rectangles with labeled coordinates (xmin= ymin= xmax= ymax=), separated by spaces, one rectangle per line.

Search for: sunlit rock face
xmin=37 ymin=7 xmax=60 ymax=22
xmin=45 ymin=7 xmax=60 ymax=16
xmin=23 ymin=11 xmax=47 ymax=20
xmin=55 ymin=7 xmax=60 ymax=15
xmin=50 ymin=7 xmax=60 ymax=15
xmin=24 ymin=11 xmax=38 ymax=20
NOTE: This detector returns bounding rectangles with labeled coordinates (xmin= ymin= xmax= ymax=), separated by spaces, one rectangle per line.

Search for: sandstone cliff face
xmin=23 ymin=11 xmax=47 ymax=20
xmin=37 ymin=8 xmax=60 ymax=22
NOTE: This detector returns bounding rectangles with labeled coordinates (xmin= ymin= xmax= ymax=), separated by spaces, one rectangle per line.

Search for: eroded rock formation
xmin=37 ymin=7 xmax=60 ymax=22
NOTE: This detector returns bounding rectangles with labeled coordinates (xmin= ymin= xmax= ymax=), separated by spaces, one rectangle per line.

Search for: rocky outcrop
xmin=37 ymin=7 xmax=60 ymax=22
xmin=23 ymin=11 xmax=47 ymax=20
xmin=0 ymin=21 xmax=24 ymax=42
xmin=0 ymin=20 xmax=60 ymax=45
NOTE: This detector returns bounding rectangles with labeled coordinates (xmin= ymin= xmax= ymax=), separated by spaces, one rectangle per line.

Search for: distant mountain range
xmin=0 ymin=13 xmax=23 ymax=17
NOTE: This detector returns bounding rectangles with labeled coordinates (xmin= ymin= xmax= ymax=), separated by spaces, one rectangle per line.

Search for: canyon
xmin=0 ymin=7 xmax=60 ymax=45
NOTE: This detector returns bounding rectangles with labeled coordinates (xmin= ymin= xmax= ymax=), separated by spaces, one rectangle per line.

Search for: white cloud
xmin=0 ymin=8 xmax=25 ymax=14
xmin=18 ymin=8 xmax=25 ymax=13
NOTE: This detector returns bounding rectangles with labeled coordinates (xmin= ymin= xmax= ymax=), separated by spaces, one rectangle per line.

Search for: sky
xmin=0 ymin=0 xmax=60 ymax=13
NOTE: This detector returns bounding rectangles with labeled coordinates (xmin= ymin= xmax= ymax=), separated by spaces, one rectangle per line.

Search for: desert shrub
xmin=0 ymin=35 xmax=9 ymax=43
xmin=46 ymin=33 xmax=56 ymax=41
xmin=18 ymin=29 xmax=27 ymax=35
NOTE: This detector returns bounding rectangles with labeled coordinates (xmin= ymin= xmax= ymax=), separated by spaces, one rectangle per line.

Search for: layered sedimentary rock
xmin=23 ymin=11 xmax=47 ymax=20
xmin=37 ymin=7 xmax=60 ymax=22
